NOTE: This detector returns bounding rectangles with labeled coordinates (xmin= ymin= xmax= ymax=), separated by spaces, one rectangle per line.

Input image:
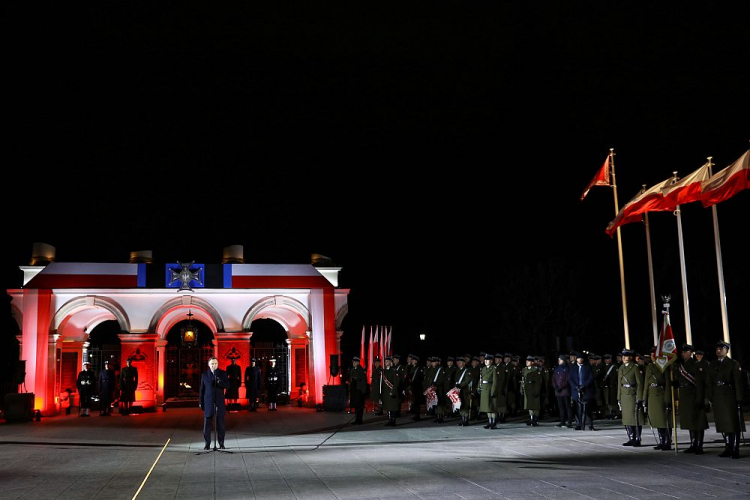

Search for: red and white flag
xmin=605 ymin=177 xmax=675 ymax=237
xmin=700 ymin=149 xmax=750 ymax=207
xmin=654 ymin=309 xmax=677 ymax=372
xmin=581 ymin=155 xmax=612 ymax=201
xmin=360 ymin=325 xmax=366 ymax=367
xmin=367 ymin=327 xmax=374 ymax=383
xmin=661 ymin=162 xmax=712 ymax=206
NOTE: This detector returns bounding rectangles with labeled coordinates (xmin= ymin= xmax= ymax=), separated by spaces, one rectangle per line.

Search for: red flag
xmin=387 ymin=326 xmax=393 ymax=356
xmin=661 ymin=162 xmax=711 ymax=206
xmin=654 ymin=308 xmax=677 ymax=372
xmin=580 ymin=156 xmax=611 ymax=201
xmin=367 ymin=327 xmax=373 ymax=383
xmin=370 ymin=327 xmax=379 ymax=383
xmin=605 ymin=177 xmax=675 ymax=237
xmin=700 ymin=150 xmax=750 ymax=207
xmin=360 ymin=325 xmax=365 ymax=367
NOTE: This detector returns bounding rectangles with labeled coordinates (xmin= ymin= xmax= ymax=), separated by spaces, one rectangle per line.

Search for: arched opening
xmin=87 ymin=320 xmax=123 ymax=373
xmin=251 ymin=318 xmax=290 ymax=404
xmin=164 ymin=319 xmax=214 ymax=400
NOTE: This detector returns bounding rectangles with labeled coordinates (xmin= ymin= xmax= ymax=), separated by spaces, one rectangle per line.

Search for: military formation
xmin=348 ymin=340 xmax=745 ymax=459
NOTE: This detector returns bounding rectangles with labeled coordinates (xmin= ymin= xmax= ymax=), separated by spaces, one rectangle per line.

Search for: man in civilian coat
xmin=569 ymin=352 xmax=597 ymax=431
xmin=199 ymin=357 xmax=229 ymax=450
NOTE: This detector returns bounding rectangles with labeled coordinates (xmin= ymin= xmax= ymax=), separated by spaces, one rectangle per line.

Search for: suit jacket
xmin=199 ymin=369 xmax=228 ymax=417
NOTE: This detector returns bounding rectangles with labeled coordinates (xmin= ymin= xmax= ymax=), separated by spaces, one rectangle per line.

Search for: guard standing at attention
xmin=643 ymin=351 xmax=673 ymax=450
xmin=706 ymin=340 xmax=744 ymax=459
xmin=618 ymin=349 xmax=645 ymax=446
xmin=674 ymin=344 xmax=708 ymax=454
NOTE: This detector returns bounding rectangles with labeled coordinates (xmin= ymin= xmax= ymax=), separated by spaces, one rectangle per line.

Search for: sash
xmin=383 ymin=372 xmax=394 ymax=391
xmin=603 ymin=364 xmax=615 ymax=381
xmin=677 ymin=363 xmax=697 ymax=386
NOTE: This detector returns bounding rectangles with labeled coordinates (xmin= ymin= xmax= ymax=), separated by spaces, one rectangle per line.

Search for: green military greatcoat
xmin=674 ymin=357 xmax=708 ymax=430
xmin=706 ymin=356 xmax=745 ymax=433
xmin=522 ymin=366 xmax=542 ymax=411
xmin=617 ymin=361 xmax=645 ymax=426
xmin=642 ymin=363 xmax=673 ymax=429
xmin=479 ymin=365 xmax=497 ymax=413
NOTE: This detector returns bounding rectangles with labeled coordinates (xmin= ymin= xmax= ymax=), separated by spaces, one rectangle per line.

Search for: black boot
xmin=490 ymin=417 xmax=497 ymax=429
xmin=731 ymin=433 xmax=741 ymax=459
xmin=662 ymin=429 xmax=672 ymax=451
xmin=484 ymin=416 xmax=493 ymax=429
xmin=623 ymin=426 xmax=635 ymax=446
xmin=531 ymin=415 xmax=539 ymax=427
xmin=695 ymin=430 xmax=704 ymax=455
xmin=684 ymin=431 xmax=696 ymax=453
xmin=633 ymin=426 xmax=642 ymax=447
xmin=654 ymin=429 xmax=665 ymax=450
xmin=436 ymin=414 xmax=444 ymax=423
xmin=719 ymin=433 xmax=733 ymax=457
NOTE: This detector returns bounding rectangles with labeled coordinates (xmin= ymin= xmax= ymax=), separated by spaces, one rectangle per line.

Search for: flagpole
xmin=706 ymin=156 xmax=731 ymax=349
xmin=643 ymin=211 xmax=659 ymax=346
xmin=610 ymin=148 xmax=631 ymax=349
xmin=671 ymin=172 xmax=693 ymax=345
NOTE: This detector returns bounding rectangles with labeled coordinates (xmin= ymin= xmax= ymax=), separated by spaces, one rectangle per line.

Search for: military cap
xmin=512 ymin=355 xmax=520 ymax=361
xmin=407 ymin=353 xmax=416 ymax=359
xmin=384 ymin=356 xmax=393 ymax=362
xmin=494 ymin=353 xmax=504 ymax=359
xmin=591 ymin=354 xmax=601 ymax=360
xmin=411 ymin=355 xmax=420 ymax=362
xmin=573 ymin=351 xmax=584 ymax=358
xmin=456 ymin=356 xmax=466 ymax=363
xmin=352 ymin=356 xmax=360 ymax=362
xmin=558 ymin=354 xmax=568 ymax=360
xmin=433 ymin=357 xmax=441 ymax=362
xmin=84 ymin=361 xmax=91 ymax=366
xmin=715 ymin=340 xmax=730 ymax=349
xmin=621 ymin=349 xmax=635 ymax=356
xmin=471 ymin=355 xmax=480 ymax=362
xmin=446 ymin=356 xmax=455 ymax=361
xmin=392 ymin=354 xmax=401 ymax=360
xmin=681 ymin=343 xmax=694 ymax=351
xmin=695 ymin=349 xmax=704 ymax=355
xmin=641 ymin=353 xmax=652 ymax=359
xmin=603 ymin=354 xmax=612 ymax=360
xmin=373 ymin=356 xmax=381 ymax=362
xmin=504 ymin=352 xmax=513 ymax=358
xmin=103 ymin=360 xmax=110 ymax=365
xmin=526 ymin=355 xmax=535 ymax=361
xmin=251 ymin=357 xmax=257 ymax=361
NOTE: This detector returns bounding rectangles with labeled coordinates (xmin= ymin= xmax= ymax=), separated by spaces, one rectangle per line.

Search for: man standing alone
xmin=199 ymin=357 xmax=228 ymax=450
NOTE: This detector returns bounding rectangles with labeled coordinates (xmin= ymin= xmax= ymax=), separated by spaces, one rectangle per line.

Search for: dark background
xmin=3 ymin=3 xmax=749 ymax=369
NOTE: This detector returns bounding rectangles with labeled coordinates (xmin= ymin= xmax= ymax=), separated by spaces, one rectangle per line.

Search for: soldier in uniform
xmin=265 ymin=358 xmax=281 ymax=411
xmin=347 ymin=356 xmax=367 ymax=425
xmin=502 ymin=353 xmax=515 ymax=420
xmin=444 ymin=356 xmax=458 ymax=420
xmin=76 ymin=362 xmax=96 ymax=417
xmin=694 ymin=349 xmax=708 ymax=370
xmin=380 ymin=356 xmax=401 ymax=426
xmin=453 ymin=356 xmax=472 ymax=426
xmin=618 ymin=349 xmax=645 ymax=446
xmin=98 ymin=360 xmax=116 ymax=416
xmin=244 ymin=358 xmax=261 ymax=411
xmin=601 ymin=354 xmax=620 ymax=419
xmin=423 ymin=356 xmax=436 ymax=417
xmin=427 ymin=357 xmax=448 ymax=423
xmin=674 ymin=344 xmax=708 ymax=454
xmin=643 ymin=350 xmax=673 ymax=450
xmin=225 ymin=357 xmax=242 ymax=411
xmin=369 ymin=356 xmax=383 ymax=415
xmin=407 ymin=354 xmax=425 ymax=421
xmin=589 ymin=354 xmax=604 ymax=419
xmin=522 ymin=355 xmax=543 ymax=426
xmin=468 ymin=356 xmax=482 ymax=420
xmin=479 ymin=354 xmax=498 ymax=428
xmin=119 ymin=357 xmax=138 ymax=416
xmin=493 ymin=353 xmax=510 ymax=424
xmin=706 ymin=340 xmax=744 ymax=459
xmin=391 ymin=354 xmax=406 ymax=417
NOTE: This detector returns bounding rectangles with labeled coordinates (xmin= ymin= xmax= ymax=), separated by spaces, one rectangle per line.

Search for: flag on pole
xmin=661 ymin=162 xmax=712 ymax=206
xmin=700 ymin=149 xmax=750 ymax=207
xmin=654 ymin=307 xmax=677 ymax=372
xmin=367 ymin=326 xmax=374 ymax=383
xmin=605 ymin=177 xmax=675 ymax=237
xmin=360 ymin=325 xmax=365 ymax=368
xmin=387 ymin=326 xmax=393 ymax=356
xmin=580 ymin=155 xmax=612 ymax=201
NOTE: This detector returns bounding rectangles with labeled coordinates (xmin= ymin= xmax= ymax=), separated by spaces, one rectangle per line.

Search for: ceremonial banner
xmin=654 ymin=308 xmax=677 ymax=372
xmin=700 ymin=149 xmax=750 ymax=207
xmin=446 ymin=387 xmax=461 ymax=411
xmin=581 ymin=155 xmax=612 ymax=201
xmin=424 ymin=385 xmax=437 ymax=410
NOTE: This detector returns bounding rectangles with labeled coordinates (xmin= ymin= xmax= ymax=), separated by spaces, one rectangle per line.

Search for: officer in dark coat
xmin=674 ymin=344 xmax=709 ymax=454
xmin=98 ymin=360 xmax=116 ymax=416
xmin=119 ymin=358 xmax=139 ymax=416
xmin=601 ymin=354 xmax=620 ymax=419
xmin=453 ymin=357 xmax=473 ymax=426
xmin=76 ymin=362 xmax=96 ymax=417
xmin=407 ymin=354 xmax=425 ymax=421
xmin=380 ymin=356 xmax=402 ymax=426
xmin=706 ymin=340 xmax=745 ymax=459
xmin=347 ymin=356 xmax=367 ymax=424
xmin=369 ymin=357 xmax=383 ymax=415
xmin=244 ymin=358 xmax=261 ymax=411
xmin=265 ymin=358 xmax=281 ymax=410
xmin=199 ymin=357 xmax=228 ymax=450
xmin=225 ymin=358 xmax=242 ymax=410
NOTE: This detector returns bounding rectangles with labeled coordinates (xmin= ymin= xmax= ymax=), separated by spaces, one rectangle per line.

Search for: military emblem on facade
xmin=169 ymin=261 xmax=203 ymax=291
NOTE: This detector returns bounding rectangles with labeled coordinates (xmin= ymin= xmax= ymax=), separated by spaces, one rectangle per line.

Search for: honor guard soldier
xmin=119 ymin=358 xmax=138 ymax=416
xmin=225 ymin=358 xmax=242 ymax=411
xmin=428 ymin=357 xmax=448 ymax=423
xmin=444 ymin=356 xmax=458 ymax=419
xmin=423 ymin=356 xmax=436 ymax=416
xmin=244 ymin=358 xmax=261 ymax=411
xmin=370 ymin=357 xmax=383 ymax=415
xmin=469 ymin=356 xmax=481 ymax=420
xmin=407 ymin=354 xmax=425 ymax=421
xmin=493 ymin=353 xmax=510 ymax=424
xmin=502 ymin=353 xmax=515 ymax=420
xmin=348 ymin=356 xmax=367 ymax=425
xmin=480 ymin=354 xmax=498 ymax=428
xmin=643 ymin=348 xmax=674 ymax=450
xmin=674 ymin=344 xmax=708 ymax=454
xmin=618 ymin=349 xmax=645 ymax=446
xmin=453 ymin=356 xmax=473 ymax=426
xmin=706 ymin=340 xmax=744 ymax=459
xmin=522 ymin=355 xmax=543 ymax=426
xmin=76 ymin=362 xmax=96 ymax=417
xmin=98 ymin=360 xmax=116 ymax=416
xmin=391 ymin=354 xmax=406 ymax=417
xmin=601 ymin=354 xmax=620 ymax=419
xmin=380 ymin=356 xmax=402 ymax=426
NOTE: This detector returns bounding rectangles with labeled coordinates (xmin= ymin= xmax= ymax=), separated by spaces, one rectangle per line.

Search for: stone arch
xmin=52 ymin=295 xmax=131 ymax=334
xmin=149 ymin=296 xmax=225 ymax=340
xmin=242 ymin=295 xmax=310 ymax=339
xmin=335 ymin=302 xmax=348 ymax=331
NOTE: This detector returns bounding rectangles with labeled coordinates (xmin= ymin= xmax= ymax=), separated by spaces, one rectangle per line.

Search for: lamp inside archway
xmin=181 ymin=310 xmax=197 ymax=346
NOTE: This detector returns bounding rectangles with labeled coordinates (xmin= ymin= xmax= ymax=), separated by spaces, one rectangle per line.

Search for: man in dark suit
xmin=569 ymin=352 xmax=597 ymax=431
xmin=199 ymin=357 xmax=229 ymax=450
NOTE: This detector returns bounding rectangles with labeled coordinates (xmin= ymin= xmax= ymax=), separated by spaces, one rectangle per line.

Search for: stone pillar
xmin=156 ymin=339 xmax=167 ymax=405
xmin=121 ymin=334 xmax=159 ymax=411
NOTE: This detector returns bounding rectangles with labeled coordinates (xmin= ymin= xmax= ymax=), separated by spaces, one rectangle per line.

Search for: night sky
xmin=4 ymin=3 xmax=749 ymax=362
